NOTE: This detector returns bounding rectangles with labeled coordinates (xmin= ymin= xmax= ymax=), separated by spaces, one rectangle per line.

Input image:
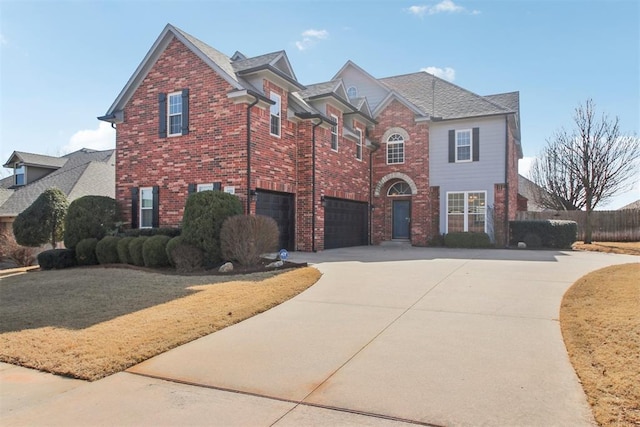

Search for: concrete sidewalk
xmin=2 ymin=248 xmax=636 ymax=426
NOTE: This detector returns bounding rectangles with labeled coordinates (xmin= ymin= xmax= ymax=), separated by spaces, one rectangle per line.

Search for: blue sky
xmin=1 ymin=0 xmax=638 ymax=208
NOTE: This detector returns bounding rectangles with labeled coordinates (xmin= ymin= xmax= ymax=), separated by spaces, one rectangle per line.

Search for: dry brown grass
xmin=0 ymin=266 xmax=321 ymax=381
xmin=560 ymin=263 xmax=640 ymax=426
xmin=572 ymin=241 xmax=640 ymax=256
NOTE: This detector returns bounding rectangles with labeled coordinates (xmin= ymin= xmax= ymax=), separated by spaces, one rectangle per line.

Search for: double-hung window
xmin=159 ymin=89 xmax=189 ymax=137
xmin=14 ymin=163 xmax=25 ymax=186
xmin=168 ymin=92 xmax=183 ymax=136
xmin=447 ymin=191 xmax=486 ymax=233
xmin=456 ymin=130 xmax=472 ymax=162
xmin=355 ymin=128 xmax=363 ymax=161
xmin=330 ymin=115 xmax=339 ymax=151
xmin=139 ymin=187 xmax=154 ymax=228
xmin=386 ymin=133 xmax=405 ymax=164
xmin=270 ymin=93 xmax=281 ymax=137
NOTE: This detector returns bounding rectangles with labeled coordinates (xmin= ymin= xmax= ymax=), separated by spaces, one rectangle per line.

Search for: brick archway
xmin=374 ymin=172 xmax=418 ymax=196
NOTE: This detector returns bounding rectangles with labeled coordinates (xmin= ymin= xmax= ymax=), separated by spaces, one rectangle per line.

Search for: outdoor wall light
xmin=320 ymin=195 xmax=326 ymax=207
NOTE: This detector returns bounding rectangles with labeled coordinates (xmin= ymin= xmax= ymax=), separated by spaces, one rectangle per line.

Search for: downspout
xmin=369 ymin=149 xmax=373 ymax=245
xmin=246 ymin=96 xmax=260 ymax=215
xmin=311 ymin=118 xmax=323 ymax=252
xmin=504 ymin=115 xmax=510 ymax=246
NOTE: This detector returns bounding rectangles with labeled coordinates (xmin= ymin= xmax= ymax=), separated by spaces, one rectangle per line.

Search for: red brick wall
xmin=116 ymin=37 xmax=249 ymax=227
xmin=369 ymin=99 xmax=432 ymax=246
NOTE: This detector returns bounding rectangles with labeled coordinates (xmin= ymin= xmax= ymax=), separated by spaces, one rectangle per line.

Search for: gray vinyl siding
xmin=429 ymin=116 xmax=507 ymax=236
xmin=339 ymin=67 xmax=388 ymax=111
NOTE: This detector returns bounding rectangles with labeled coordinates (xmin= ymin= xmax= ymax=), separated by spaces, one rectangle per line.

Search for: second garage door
xmin=255 ymin=190 xmax=295 ymax=251
xmin=324 ymin=197 xmax=368 ymax=249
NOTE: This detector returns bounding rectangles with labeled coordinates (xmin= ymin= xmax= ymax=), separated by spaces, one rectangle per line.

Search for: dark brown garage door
xmin=255 ymin=190 xmax=295 ymax=251
xmin=324 ymin=198 xmax=368 ymax=249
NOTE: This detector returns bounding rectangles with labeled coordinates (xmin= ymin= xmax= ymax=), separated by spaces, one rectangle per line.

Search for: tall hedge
xmin=510 ymin=220 xmax=577 ymax=249
xmin=13 ymin=188 xmax=68 ymax=248
xmin=64 ymin=196 xmax=120 ymax=249
xmin=181 ymin=191 xmax=243 ymax=265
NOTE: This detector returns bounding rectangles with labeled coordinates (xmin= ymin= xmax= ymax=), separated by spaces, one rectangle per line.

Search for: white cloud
xmin=0 ymin=33 xmax=7 ymax=46
xmin=62 ymin=121 xmax=115 ymax=154
xmin=406 ymin=1 xmax=479 ymax=17
xmin=421 ymin=66 xmax=456 ymax=82
xmin=295 ymin=29 xmax=329 ymax=51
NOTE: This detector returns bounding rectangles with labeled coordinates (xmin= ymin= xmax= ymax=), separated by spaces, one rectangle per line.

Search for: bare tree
xmin=531 ymin=99 xmax=640 ymax=243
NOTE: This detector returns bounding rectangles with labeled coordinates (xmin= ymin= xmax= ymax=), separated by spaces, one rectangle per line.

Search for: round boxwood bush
xmin=166 ymin=235 xmax=186 ymax=267
xmin=128 ymin=236 xmax=148 ymax=267
xmin=182 ymin=191 xmax=243 ymax=265
xmin=142 ymin=235 xmax=171 ymax=268
xmin=38 ymin=249 xmax=77 ymax=270
xmin=64 ymin=196 xmax=120 ymax=249
xmin=117 ymin=236 xmax=135 ymax=264
xmin=95 ymin=236 xmax=121 ymax=264
xmin=76 ymin=238 xmax=99 ymax=266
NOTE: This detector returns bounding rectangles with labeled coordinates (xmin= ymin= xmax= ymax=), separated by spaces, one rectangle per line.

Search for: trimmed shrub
xmin=37 ymin=249 xmax=77 ymax=270
xmin=128 ymin=236 xmax=148 ymax=267
xmin=0 ymin=229 xmax=37 ymax=267
xmin=510 ymin=220 xmax=577 ymax=249
xmin=166 ymin=235 xmax=185 ymax=267
xmin=76 ymin=238 xmax=98 ymax=266
xmin=142 ymin=235 xmax=171 ymax=268
xmin=117 ymin=237 xmax=135 ymax=264
xmin=221 ymin=215 xmax=278 ymax=266
xmin=123 ymin=227 xmax=181 ymax=238
xmin=95 ymin=236 xmax=121 ymax=264
xmin=13 ymin=188 xmax=68 ymax=248
xmin=169 ymin=242 xmax=204 ymax=273
xmin=182 ymin=191 xmax=243 ymax=265
xmin=64 ymin=196 xmax=119 ymax=249
xmin=444 ymin=232 xmax=492 ymax=248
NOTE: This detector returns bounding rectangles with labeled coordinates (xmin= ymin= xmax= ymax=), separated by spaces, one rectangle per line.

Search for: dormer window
xmin=347 ymin=86 xmax=358 ymax=98
xmin=14 ymin=163 xmax=25 ymax=186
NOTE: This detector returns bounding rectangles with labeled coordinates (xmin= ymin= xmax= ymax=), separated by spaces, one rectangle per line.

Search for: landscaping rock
xmin=219 ymin=262 xmax=234 ymax=273
xmin=266 ymin=260 xmax=284 ymax=268
xmin=518 ymin=242 xmax=527 ymax=249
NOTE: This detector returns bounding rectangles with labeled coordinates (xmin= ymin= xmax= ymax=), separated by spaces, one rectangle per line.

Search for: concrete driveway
xmin=2 ymin=247 xmax=637 ymax=426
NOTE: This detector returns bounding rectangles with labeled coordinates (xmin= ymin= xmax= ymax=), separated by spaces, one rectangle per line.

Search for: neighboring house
xmin=517 ymin=174 xmax=552 ymax=212
xmin=0 ymin=149 xmax=115 ymax=233
xmin=98 ymin=24 xmax=521 ymax=251
xmin=619 ymin=200 xmax=640 ymax=210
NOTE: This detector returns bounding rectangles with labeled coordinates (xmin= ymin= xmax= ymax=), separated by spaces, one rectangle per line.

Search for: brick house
xmin=99 ymin=24 xmax=521 ymax=251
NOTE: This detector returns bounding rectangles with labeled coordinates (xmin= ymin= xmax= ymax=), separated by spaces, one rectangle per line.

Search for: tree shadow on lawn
xmin=0 ymin=266 xmax=276 ymax=334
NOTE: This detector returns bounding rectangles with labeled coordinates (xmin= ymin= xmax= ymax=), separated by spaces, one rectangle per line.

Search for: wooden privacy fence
xmin=515 ymin=210 xmax=640 ymax=242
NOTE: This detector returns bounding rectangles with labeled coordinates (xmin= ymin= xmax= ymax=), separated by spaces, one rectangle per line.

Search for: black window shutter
xmin=188 ymin=183 xmax=196 ymax=195
xmin=158 ymin=93 xmax=167 ymax=138
xmin=213 ymin=182 xmax=221 ymax=191
xmin=181 ymin=89 xmax=189 ymax=135
xmin=152 ymin=186 xmax=160 ymax=228
xmin=472 ymin=127 xmax=480 ymax=162
xmin=131 ymin=187 xmax=139 ymax=229
xmin=448 ymin=130 xmax=455 ymax=163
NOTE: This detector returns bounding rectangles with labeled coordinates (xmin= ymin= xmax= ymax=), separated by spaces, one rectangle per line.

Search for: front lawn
xmin=560 ymin=263 xmax=640 ymax=426
xmin=572 ymin=241 xmax=640 ymax=256
xmin=0 ymin=266 xmax=321 ymax=380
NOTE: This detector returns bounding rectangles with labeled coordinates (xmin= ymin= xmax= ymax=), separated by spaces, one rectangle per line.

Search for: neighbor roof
xmin=3 ymin=151 xmax=67 ymax=169
xmin=0 ymin=149 xmax=115 ymax=217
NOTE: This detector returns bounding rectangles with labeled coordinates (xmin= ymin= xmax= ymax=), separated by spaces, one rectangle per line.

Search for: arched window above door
xmin=387 ymin=181 xmax=412 ymax=196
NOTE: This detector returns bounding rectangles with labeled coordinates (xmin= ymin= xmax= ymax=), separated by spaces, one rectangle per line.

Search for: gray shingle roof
xmin=485 ymin=92 xmax=519 ymax=113
xmin=3 ymin=151 xmax=67 ymax=169
xmin=619 ymin=200 xmax=640 ymax=210
xmin=379 ymin=72 xmax=513 ymax=120
xmin=232 ymin=51 xmax=283 ymax=73
xmin=0 ymin=149 xmax=115 ymax=217
xmin=172 ymin=26 xmax=238 ymax=83
xmin=297 ymin=80 xmax=342 ymax=99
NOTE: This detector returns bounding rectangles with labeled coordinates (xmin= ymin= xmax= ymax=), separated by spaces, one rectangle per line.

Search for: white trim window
xmin=197 ymin=183 xmax=214 ymax=192
xmin=456 ymin=129 xmax=472 ymax=162
xmin=330 ymin=115 xmax=339 ymax=151
xmin=355 ymin=127 xmax=363 ymax=161
xmin=139 ymin=187 xmax=154 ymax=229
xmin=387 ymin=182 xmax=411 ymax=196
xmin=270 ymin=93 xmax=281 ymax=137
xmin=168 ymin=92 xmax=183 ymax=136
xmin=386 ymin=133 xmax=405 ymax=164
xmin=14 ymin=163 xmax=25 ymax=186
xmin=347 ymin=86 xmax=358 ymax=98
xmin=446 ymin=191 xmax=486 ymax=233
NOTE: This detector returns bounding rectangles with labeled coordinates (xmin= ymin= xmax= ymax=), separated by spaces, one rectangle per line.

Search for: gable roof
xmin=619 ymin=199 xmax=640 ymax=210
xmin=3 ymin=151 xmax=67 ymax=169
xmin=380 ymin=72 xmax=513 ymax=120
xmin=0 ymin=149 xmax=115 ymax=217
